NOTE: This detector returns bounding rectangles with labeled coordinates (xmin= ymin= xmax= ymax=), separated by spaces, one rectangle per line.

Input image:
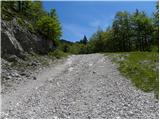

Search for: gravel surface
xmin=1 ymin=54 xmax=159 ymax=119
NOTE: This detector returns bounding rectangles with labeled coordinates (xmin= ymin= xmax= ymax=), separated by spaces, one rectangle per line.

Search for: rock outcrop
xmin=1 ymin=18 xmax=54 ymax=59
xmin=1 ymin=20 xmax=24 ymax=58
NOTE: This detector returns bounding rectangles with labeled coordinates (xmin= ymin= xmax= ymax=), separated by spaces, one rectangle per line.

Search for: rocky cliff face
xmin=1 ymin=18 xmax=54 ymax=60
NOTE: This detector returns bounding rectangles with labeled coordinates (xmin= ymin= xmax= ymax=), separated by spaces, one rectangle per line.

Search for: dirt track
xmin=1 ymin=54 xmax=159 ymax=119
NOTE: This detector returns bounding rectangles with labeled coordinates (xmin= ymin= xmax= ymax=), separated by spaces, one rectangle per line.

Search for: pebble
xmin=6 ymin=75 xmax=12 ymax=79
xmin=33 ymin=76 xmax=37 ymax=80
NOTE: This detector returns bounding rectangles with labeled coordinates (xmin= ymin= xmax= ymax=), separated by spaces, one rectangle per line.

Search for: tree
xmin=152 ymin=2 xmax=159 ymax=47
xmin=1 ymin=1 xmax=16 ymax=11
xmin=131 ymin=10 xmax=153 ymax=51
xmin=102 ymin=27 xmax=115 ymax=52
xmin=112 ymin=11 xmax=131 ymax=51
xmin=80 ymin=35 xmax=88 ymax=45
xmin=29 ymin=1 xmax=46 ymax=23
xmin=87 ymin=8 xmax=155 ymax=52
xmin=36 ymin=16 xmax=62 ymax=46
xmin=50 ymin=9 xmax=57 ymax=18
xmin=88 ymin=28 xmax=105 ymax=53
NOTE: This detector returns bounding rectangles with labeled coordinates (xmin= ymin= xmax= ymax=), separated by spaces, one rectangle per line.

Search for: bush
xmin=48 ymin=49 xmax=68 ymax=59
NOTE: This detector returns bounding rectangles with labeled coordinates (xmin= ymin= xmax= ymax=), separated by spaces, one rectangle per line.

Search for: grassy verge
xmin=106 ymin=52 xmax=159 ymax=99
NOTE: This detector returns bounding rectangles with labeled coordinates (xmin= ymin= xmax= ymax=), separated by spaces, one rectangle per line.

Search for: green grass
xmin=106 ymin=52 xmax=159 ymax=99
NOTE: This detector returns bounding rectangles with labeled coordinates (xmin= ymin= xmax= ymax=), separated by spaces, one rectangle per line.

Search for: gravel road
xmin=1 ymin=54 xmax=159 ymax=119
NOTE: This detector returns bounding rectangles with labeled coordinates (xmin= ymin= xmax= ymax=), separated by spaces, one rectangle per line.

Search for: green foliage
xmin=107 ymin=52 xmax=159 ymax=99
xmin=27 ymin=23 xmax=35 ymax=33
xmin=112 ymin=11 xmax=132 ymax=51
xmin=58 ymin=39 xmax=73 ymax=53
xmin=36 ymin=15 xmax=62 ymax=42
xmin=150 ymin=45 xmax=159 ymax=52
xmin=131 ymin=10 xmax=153 ymax=51
xmin=66 ymin=43 xmax=88 ymax=54
xmin=152 ymin=2 xmax=159 ymax=46
xmin=80 ymin=35 xmax=88 ymax=45
xmin=29 ymin=1 xmax=47 ymax=23
xmin=35 ymin=7 xmax=62 ymax=45
xmin=88 ymin=28 xmax=106 ymax=53
xmin=17 ymin=18 xmax=25 ymax=26
xmin=2 ymin=1 xmax=62 ymax=50
xmin=2 ymin=1 xmax=34 ymax=20
xmin=1 ymin=1 xmax=17 ymax=20
xmin=68 ymin=43 xmax=82 ymax=54
xmin=87 ymin=3 xmax=158 ymax=53
xmin=48 ymin=49 xmax=68 ymax=59
xmin=17 ymin=18 xmax=35 ymax=33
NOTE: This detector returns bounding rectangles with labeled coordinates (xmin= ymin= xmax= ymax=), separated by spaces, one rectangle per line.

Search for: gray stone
xmin=14 ymin=72 xmax=20 ymax=77
xmin=5 ymin=75 xmax=12 ymax=79
xmin=31 ymin=62 xmax=38 ymax=66
xmin=19 ymin=72 xmax=26 ymax=76
xmin=7 ymin=55 xmax=19 ymax=62
xmin=1 ymin=30 xmax=23 ymax=58
xmin=33 ymin=77 xmax=37 ymax=80
xmin=28 ymin=62 xmax=38 ymax=66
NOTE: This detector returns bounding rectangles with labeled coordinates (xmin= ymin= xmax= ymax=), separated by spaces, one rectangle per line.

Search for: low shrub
xmin=48 ymin=49 xmax=68 ymax=59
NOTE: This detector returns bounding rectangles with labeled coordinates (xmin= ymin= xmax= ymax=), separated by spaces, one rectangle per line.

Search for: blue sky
xmin=42 ymin=1 xmax=157 ymax=42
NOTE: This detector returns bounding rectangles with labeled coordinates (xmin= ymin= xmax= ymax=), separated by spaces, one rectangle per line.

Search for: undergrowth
xmin=48 ymin=49 xmax=69 ymax=59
